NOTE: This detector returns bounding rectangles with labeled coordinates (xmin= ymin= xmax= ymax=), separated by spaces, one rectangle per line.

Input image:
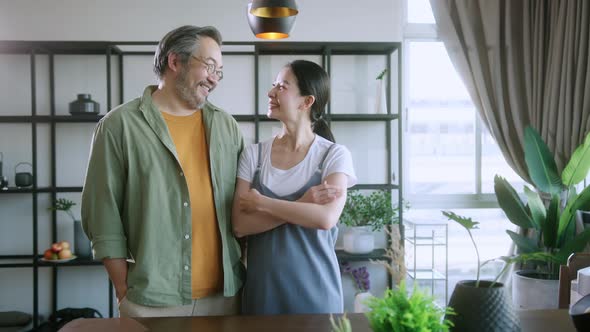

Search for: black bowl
xmin=570 ymin=293 xmax=590 ymax=331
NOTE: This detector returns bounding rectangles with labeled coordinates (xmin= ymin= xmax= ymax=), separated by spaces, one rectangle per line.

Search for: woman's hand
xmin=239 ymin=188 xmax=267 ymax=214
xmin=299 ymin=181 xmax=344 ymax=205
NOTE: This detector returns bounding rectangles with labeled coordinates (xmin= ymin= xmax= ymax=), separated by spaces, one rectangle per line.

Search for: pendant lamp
xmin=250 ymin=0 xmax=298 ymax=18
xmin=247 ymin=2 xmax=296 ymax=40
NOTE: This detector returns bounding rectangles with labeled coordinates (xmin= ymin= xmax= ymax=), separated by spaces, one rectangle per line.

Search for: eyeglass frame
xmin=189 ymin=55 xmax=224 ymax=81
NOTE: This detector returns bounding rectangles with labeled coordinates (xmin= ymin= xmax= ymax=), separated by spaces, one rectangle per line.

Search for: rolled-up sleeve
xmin=81 ymin=120 xmax=128 ymax=260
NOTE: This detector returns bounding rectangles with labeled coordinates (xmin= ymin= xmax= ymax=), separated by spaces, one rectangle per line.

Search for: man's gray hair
xmin=153 ymin=25 xmax=222 ymax=80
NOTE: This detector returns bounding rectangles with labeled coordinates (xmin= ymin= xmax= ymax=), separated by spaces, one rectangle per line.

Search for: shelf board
xmin=0 ymin=255 xmax=101 ymax=268
xmin=1 ymin=187 xmax=83 ymax=194
xmin=330 ymin=114 xmax=399 ymax=121
xmin=407 ymin=269 xmax=446 ymax=280
xmin=336 ymin=248 xmax=387 ymax=262
xmin=0 ymin=187 xmax=34 ymax=194
xmin=405 ymin=237 xmax=447 ymax=246
xmin=37 ymin=256 xmax=102 ymax=267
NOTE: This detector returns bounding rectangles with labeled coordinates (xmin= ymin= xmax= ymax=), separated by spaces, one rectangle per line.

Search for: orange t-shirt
xmin=162 ymin=110 xmax=223 ymax=299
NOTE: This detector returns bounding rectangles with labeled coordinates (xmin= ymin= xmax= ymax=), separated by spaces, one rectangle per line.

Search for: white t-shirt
xmin=237 ymin=135 xmax=357 ymax=197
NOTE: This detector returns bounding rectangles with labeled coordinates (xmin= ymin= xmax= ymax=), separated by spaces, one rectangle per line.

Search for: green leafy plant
xmin=376 ymin=69 xmax=387 ymax=80
xmin=365 ymin=282 xmax=454 ymax=332
xmin=442 ymin=211 xmax=484 ymax=287
xmin=330 ymin=313 xmax=352 ymax=332
xmin=494 ymin=126 xmax=590 ymax=278
xmin=49 ymin=198 xmax=77 ymax=222
xmin=340 ymin=190 xmax=403 ymax=231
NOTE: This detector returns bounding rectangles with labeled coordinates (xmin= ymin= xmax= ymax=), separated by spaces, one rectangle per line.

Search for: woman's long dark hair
xmin=287 ymin=60 xmax=335 ymax=143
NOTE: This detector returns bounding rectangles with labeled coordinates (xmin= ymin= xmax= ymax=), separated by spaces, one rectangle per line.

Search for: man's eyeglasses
xmin=190 ymin=55 xmax=223 ymax=81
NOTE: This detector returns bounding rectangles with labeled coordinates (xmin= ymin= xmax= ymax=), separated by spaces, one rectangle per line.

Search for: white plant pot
xmin=354 ymin=291 xmax=373 ymax=313
xmin=343 ymin=226 xmax=375 ymax=254
xmin=512 ymin=270 xmax=559 ymax=310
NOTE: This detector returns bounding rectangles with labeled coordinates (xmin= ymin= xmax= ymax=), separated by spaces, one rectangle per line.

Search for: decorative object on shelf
xmin=340 ymin=190 xmax=402 ymax=254
xmin=341 ymin=262 xmax=372 ymax=312
xmin=42 ymin=240 xmax=74 ymax=262
xmin=343 ymin=226 xmax=374 ymax=254
xmin=0 ymin=311 xmax=32 ymax=329
xmin=247 ymin=2 xmax=296 ymax=40
xmin=49 ymin=198 xmax=92 ymax=258
xmin=365 ymin=281 xmax=454 ymax=332
xmin=494 ymin=126 xmax=590 ymax=309
xmin=69 ymin=93 xmax=100 ymax=115
xmin=374 ymin=69 xmax=387 ymax=114
xmin=443 ymin=211 xmax=521 ymax=332
xmin=0 ymin=153 xmax=7 ymax=190
xmin=370 ymin=224 xmax=406 ymax=287
xmin=14 ymin=162 xmax=33 ymax=188
xmin=329 ymin=313 xmax=352 ymax=332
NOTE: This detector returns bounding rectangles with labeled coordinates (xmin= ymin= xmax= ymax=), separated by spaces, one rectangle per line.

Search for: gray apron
xmin=242 ymin=143 xmax=343 ymax=315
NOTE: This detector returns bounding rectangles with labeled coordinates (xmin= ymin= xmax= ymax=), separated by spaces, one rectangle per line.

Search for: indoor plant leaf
xmin=555 ymin=228 xmax=590 ymax=264
xmin=524 ymin=126 xmax=562 ymax=194
xmin=442 ymin=211 xmax=479 ymax=230
xmin=506 ymin=230 xmax=538 ymax=253
xmin=494 ymin=175 xmax=534 ymax=229
xmin=557 ymin=185 xmax=590 ymax=245
xmin=523 ymin=186 xmax=544 ymax=231
xmin=542 ymin=194 xmax=560 ymax=249
xmin=562 ymin=130 xmax=590 ymax=187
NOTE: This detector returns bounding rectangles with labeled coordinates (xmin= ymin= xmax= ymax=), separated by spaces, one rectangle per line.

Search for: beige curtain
xmin=430 ymin=0 xmax=590 ymax=180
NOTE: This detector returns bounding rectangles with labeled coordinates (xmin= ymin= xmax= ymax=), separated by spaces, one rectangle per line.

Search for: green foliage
xmin=442 ymin=211 xmax=483 ymax=287
xmin=330 ymin=313 xmax=352 ymax=332
xmin=365 ymin=282 xmax=454 ymax=332
xmin=376 ymin=69 xmax=387 ymax=80
xmin=340 ymin=190 xmax=403 ymax=231
xmin=49 ymin=198 xmax=77 ymax=222
xmin=494 ymin=126 xmax=590 ymax=278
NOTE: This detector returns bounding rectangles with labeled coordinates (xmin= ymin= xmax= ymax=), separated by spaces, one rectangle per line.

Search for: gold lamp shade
xmin=250 ymin=0 xmax=298 ymax=18
xmin=247 ymin=3 xmax=296 ymax=40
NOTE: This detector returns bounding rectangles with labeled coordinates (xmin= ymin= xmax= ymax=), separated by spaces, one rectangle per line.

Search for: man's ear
xmin=167 ymin=53 xmax=184 ymax=74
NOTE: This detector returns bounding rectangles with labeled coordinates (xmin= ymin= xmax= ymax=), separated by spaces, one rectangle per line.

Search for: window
xmin=403 ymin=0 xmax=525 ymax=305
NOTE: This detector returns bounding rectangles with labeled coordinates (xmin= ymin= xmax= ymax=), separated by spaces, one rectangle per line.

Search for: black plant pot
xmin=446 ymin=280 xmax=521 ymax=332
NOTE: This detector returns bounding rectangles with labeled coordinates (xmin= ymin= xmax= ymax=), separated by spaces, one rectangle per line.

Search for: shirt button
xmin=183 ymin=202 xmax=189 ymax=207
xmin=184 ymin=234 xmax=190 ymax=240
xmin=180 ymin=171 xmax=184 ymax=177
xmin=184 ymin=265 xmax=189 ymax=271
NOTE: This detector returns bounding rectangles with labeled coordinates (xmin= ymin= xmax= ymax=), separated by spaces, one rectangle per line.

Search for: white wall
xmin=0 ymin=0 xmax=404 ymax=321
xmin=0 ymin=0 xmax=402 ymax=42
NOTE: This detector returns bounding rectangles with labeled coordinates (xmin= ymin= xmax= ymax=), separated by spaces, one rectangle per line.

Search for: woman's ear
xmin=302 ymin=95 xmax=315 ymax=110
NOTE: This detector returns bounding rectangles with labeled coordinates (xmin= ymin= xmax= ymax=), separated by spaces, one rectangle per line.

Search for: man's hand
xmin=299 ymin=181 xmax=344 ymax=205
xmin=239 ymin=188 xmax=266 ymax=213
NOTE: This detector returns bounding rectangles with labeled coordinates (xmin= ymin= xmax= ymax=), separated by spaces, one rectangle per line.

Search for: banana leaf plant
xmin=494 ymin=126 xmax=590 ymax=278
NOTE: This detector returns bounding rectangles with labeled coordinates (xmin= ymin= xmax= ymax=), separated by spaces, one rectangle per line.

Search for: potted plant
xmin=494 ymin=125 xmax=590 ymax=309
xmin=341 ymin=262 xmax=372 ymax=312
xmin=374 ymin=69 xmax=387 ymax=114
xmin=443 ymin=211 xmax=521 ymax=332
xmin=339 ymin=189 xmax=402 ymax=254
xmin=49 ymin=198 xmax=92 ymax=258
xmin=364 ymin=281 xmax=453 ymax=332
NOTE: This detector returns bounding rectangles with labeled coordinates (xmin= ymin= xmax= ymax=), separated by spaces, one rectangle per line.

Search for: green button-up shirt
xmin=81 ymin=86 xmax=244 ymax=306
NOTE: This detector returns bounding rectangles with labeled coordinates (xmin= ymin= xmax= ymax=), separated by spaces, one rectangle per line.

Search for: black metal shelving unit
xmin=0 ymin=40 xmax=401 ymax=327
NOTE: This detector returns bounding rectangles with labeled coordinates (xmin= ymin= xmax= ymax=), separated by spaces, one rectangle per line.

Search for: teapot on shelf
xmin=14 ymin=162 xmax=33 ymax=188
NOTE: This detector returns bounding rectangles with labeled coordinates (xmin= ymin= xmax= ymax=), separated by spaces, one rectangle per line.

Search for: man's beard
xmin=175 ymin=65 xmax=207 ymax=109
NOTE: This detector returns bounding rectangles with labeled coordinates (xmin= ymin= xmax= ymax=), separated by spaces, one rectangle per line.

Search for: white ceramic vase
xmin=343 ymin=226 xmax=375 ymax=254
xmin=374 ymin=79 xmax=387 ymax=114
xmin=354 ymin=291 xmax=373 ymax=313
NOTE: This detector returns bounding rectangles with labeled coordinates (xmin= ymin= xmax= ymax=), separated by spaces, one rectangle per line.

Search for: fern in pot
xmin=339 ymin=190 xmax=401 ymax=254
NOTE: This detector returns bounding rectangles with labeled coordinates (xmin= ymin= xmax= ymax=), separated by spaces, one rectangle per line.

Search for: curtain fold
xmin=430 ymin=0 xmax=590 ymax=180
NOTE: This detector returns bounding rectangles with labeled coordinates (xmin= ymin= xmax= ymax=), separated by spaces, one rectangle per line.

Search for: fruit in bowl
xmin=43 ymin=241 xmax=74 ymax=261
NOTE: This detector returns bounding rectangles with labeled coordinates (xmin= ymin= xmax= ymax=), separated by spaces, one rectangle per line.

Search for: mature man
xmin=81 ymin=25 xmax=244 ymax=317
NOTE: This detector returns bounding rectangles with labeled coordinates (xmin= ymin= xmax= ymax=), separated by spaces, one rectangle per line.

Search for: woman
xmin=232 ymin=60 xmax=357 ymax=315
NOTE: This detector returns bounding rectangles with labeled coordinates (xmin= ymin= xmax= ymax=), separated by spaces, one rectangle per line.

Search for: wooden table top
xmin=60 ymin=310 xmax=578 ymax=332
